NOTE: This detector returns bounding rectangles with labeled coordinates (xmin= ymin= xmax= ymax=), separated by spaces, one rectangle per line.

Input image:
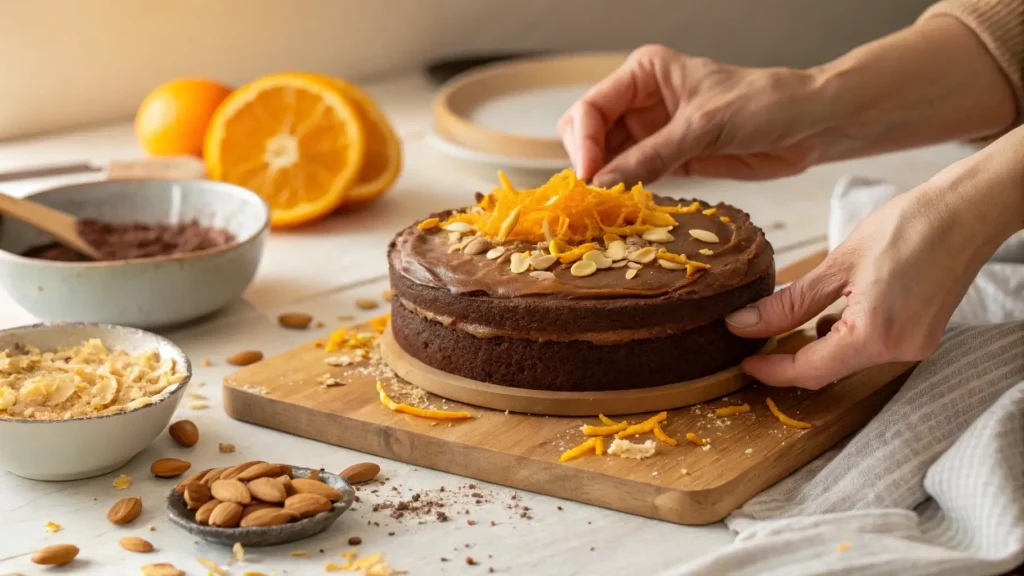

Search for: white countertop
xmin=0 ymin=72 xmax=978 ymax=575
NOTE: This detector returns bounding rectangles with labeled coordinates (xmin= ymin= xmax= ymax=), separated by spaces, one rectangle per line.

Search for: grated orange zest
xmin=598 ymin=413 xmax=623 ymax=426
xmin=594 ymin=437 xmax=605 ymax=456
xmin=559 ymin=438 xmax=599 ymax=463
xmin=715 ymin=404 xmax=751 ymax=417
xmin=766 ymin=397 xmax=812 ymax=429
xmin=417 ymin=218 xmax=439 ymax=231
xmin=368 ymin=313 xmax=391 ymax=334
xmin=685 ymin=433 xmax=706 ymax=446
xmin=376 ymin=381 xmax=472 ymax=420
xmin=701 ymin=208 xmax=717 ymax=216
xmin=615 ymin=411 xmax=668 ymax=439
xmin=652 ymin=423 xmax=678 ymax=446
xmin=581 ymin=421 xmax=629 ymax=436
xmin=686 ymin=261 xmax=712 ymax=277
xmin=657 ymin=249 xmax=688 ymax=265
xmin=556 ymin=242 xmax=600 ymax=264
xmin=440 ymin=169 xmax=682 ymax=246
xmin=720 ymin=216 xmax=732 ymax=223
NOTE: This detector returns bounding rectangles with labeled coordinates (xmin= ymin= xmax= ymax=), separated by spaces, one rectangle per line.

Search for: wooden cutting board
xmin=223 ymin=324 xmax=915 ymax=525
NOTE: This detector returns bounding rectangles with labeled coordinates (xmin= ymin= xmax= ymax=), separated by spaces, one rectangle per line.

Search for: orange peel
xmin=376 ymin=382 xmax=472 ymax=420
xmin=715 ymin=404 xmax=751 ymax=417
xmin=686 ymin=261 xmax=711 ymax=277
xmin=559 ymin=438 xmax=599 ymax=463
xmin=685 ymin=433 xmax=706 ymax=447
xmin=652 ymin=423 xmax=678 ymax=446
xmin=766 ymin=397 xmax=812 ymax=429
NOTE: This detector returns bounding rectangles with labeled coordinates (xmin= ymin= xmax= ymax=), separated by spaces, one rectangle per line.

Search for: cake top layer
xmin=389 ymin=171 xmax=770 ymax=299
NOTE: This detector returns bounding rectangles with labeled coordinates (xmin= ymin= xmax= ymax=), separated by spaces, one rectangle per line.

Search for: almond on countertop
xmin=141 ymin=563 xmax=186 ymax=576
xmin=168 ymin=420 xmax=199 ymax=447
xmin=340 ymin=462 xmax=380 ymax=485
xmin=31 ymin=544 xmax=79 ymax=566
xmin=226 ymin=350 xmax=263 ymax=366
xmin=150 ymin=458 xmax=191 ymax=478
xmin=119 ymin=536 xmax=154 ymax=553
xmin=107 ymin=497 xmax=143 ymax=525
xmin=278 ymin=312 xmax=313 ymax=329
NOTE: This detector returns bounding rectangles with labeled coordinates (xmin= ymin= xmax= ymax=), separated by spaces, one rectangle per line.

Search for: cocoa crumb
xmin=468 ymin=483 xmax=476 ymax=489
xmin=440 ymin=486 xmax=446 ymax=492
xmin=466 ymin=557 xmax=477 ymax=566
xmin=441 ymin=558 xmax=449 ymax=562
xmin=557 ymin=506 xmax=563 ymax=511
xmin=354 ymin=496 xmax=361 ymax=503
xmin=489 ymin=569 xmax=495 ymax=573
xmin=471 ymin=492 xmax=483 ymax=498
xmin=348 ymin=537 xmax=362 ymax=545
xmin=436 ymin=511 xmax=449 ymax=522
xmin=490 ymin=521 xmax=496 ymax=527
xmin=590 ymin=546 xmax=596 ymax=551
xmin=388 ymin=532 xmax=395 ymax=536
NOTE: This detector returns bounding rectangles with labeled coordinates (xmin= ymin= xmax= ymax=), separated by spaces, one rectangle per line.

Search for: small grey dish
xmin=0 ymin=179 xmax=269 ymax=329
xmin=166 ymin=467 xmax=355 ymax=547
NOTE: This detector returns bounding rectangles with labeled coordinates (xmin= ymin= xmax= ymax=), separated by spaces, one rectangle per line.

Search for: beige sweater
xmin=921 ymin=0 xmax=1024 ymax=126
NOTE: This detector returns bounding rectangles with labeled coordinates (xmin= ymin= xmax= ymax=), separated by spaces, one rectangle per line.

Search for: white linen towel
xmin=670 ymin=176 xmax=1024 ymax=576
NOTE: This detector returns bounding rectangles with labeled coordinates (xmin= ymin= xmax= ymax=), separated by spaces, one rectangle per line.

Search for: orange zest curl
xmin=652 ymin=423 xmax=678 ymax=446
xmin=656 ymin=249 xmax=688 ymax=265
xmin=615 ymin=411 xmax=668 ymax=439
xmin=581 ymin=421 xmax=629 ymax=436
xmin=559 ymin=437 xmax=599 ymax=463
xmin=376 ymin=381 xmax=472 ymax=420
xmin=417 ymin=217 xmax=439 ymax=230
xmin=685 ymin=433 xmax=706 ymax=447
xmin=594 ymin=437 xmax=605 ymax=456
xmin=715 ymin=404 xmax=751 ymax=417
xmin=598 ymin=413 xmax=623 ymax=426
xmin=766 ymin=397 xmax=812 ymax=429
xmin=441 ymin=170 xmax=681 ymax=246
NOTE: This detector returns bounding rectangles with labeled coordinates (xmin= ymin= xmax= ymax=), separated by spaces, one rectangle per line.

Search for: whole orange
xmin=135 ymin=78 xmax=232 ymax=157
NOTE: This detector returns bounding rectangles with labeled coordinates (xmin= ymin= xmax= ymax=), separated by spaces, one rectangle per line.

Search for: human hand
xmin=725 ymin=126 xmax=1024 ymax=389
xmin=558 ymin=44 xmax=827 ymax=186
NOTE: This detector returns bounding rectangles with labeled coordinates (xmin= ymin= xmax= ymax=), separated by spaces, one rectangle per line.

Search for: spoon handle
xmin=0 ymin=192 xmax=103 ymax=260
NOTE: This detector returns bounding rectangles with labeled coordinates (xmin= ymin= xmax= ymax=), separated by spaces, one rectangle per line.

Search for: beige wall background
xmin=0 ymin=0 xmax=934 ymax=140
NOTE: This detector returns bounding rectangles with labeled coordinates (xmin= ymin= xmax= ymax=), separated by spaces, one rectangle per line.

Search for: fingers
xmin=741 ymin=313 xmax=882 ymax=389
xmin=593 ymin=114 xmax=708 ymax=187
xmin=726 ymin=257 xmax=847 ymax=339
xmin=559 ymin=61 xmax=642 ymax=181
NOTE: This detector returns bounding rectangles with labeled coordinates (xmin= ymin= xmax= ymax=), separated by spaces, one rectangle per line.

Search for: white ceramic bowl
xmin=0 ymin=179 xmax=269 ymax=329
xmin=0 ymin=323 xmax=191 ymax=481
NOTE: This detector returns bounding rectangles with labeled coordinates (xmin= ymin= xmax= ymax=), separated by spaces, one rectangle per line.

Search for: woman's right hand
xmin=557 ymin=44 xmax=829 ymax=187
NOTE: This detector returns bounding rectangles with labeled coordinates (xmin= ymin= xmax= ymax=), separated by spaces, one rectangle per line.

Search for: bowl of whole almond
xmin=165 ymin=461 xmax=355 ymax=547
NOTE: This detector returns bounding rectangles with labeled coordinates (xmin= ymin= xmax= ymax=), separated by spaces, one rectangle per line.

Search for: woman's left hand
xmin=725 ymin=125 xmax=1024 ymax=389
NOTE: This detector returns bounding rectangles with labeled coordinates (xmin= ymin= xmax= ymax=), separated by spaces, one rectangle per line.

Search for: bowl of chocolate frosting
xmin=0 ymin=180 xmax=269 ymax=328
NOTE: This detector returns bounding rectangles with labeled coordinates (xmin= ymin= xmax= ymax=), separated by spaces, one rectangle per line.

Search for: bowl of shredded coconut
xmin=0 ymin=322 xmax=191 ymax=480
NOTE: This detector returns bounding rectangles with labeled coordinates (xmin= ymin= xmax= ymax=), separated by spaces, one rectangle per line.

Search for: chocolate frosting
xmin=390 ymin=196 xmax=767 ymax=300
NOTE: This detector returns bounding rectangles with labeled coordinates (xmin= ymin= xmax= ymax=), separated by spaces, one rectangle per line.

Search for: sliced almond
xmin=642 ymin=227 xmax=675 ymax=243
xmin=604 ymin=240 xmax=627 ymax=261
xmin=570 ymin=260 xmax=597 ymax=278
xmin=442 ymin=222 xmax=473 ymax=233
xmin=248 ymin=477 xmax=287 ymax=503
xmin=528 ymin=254 xmax=557 ymax=270
xmin=168 ymin=420 xmax=199 ymax=447
xmin=657 ymin=258 xmax=686 ymax=270
xmin=290 ymin=478 xmax=341 ymax=502
xmin=150 ymin=458 xmax=191 ymax=478
xmin=210 ymin=479 xmax=252 ymax=505
xmin=509 ymin=252 xmax=529 ymax=274
xmin=184 ymin=482 xmax=212 ymax=510
xmin=582 ymin=250 xmax=612 ymax=269
xmin=463 ymin=237 xmax=491 ymax=256
xmin=278 ymin=313 xmax=313 ymax=330
xmin=31 ymin=544 xmax=79 ymax=566
xmin=194 ymin=499 xmax=221 ymax=524
xmin=627 ymin=247 xmax=657 ymax=264
xmin=446 ymin=231 xmax=462 ymax=244
xmin=625 ymin=268 xmax=639 ymax=280
xmin=208 ymin=501 xmax=244 ymax=528
xmin=107 ymin=497 xmax=143 ymax=525
xmin=240 ymin=508 xmax=294 ymax=528
xmin=284 ymin=492 xmax=333 ymax=518
xmin=529 ymin=271 xmax=555 ymax=281
xmin=233 ymin=542 xmax=245 ymax=563
xmin=611 ymin=260 xmax=628 ymax=268
xmin=340 ymin=462 xmax=380 ymax=485
xmin=626 ymin=262 xmax=643 ymax=270
xmin=496 ymin=207 xmax=520 ymax=243
xmin=689 ymin=229 xmax=720 ymax=243
xmin=699 ymin=248 xmax=715 ymax=255
xmin=485 ymin=246 xmax=506 ymax=260
xmin=119 ymin=536 xmax=154 ymax=553
xmin=226 ymin=350 xmax=263 ymax=366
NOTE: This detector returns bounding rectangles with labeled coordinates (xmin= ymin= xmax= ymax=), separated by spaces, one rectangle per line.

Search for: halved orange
xmin=204 ymin=73 xmax=367 ymax=228
xmin=300 ymin=74 xmax=401 ymax=208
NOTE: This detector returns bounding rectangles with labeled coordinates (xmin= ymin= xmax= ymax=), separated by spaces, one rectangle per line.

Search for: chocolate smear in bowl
xmin=22 ymin=219 xmax=236 ymax=262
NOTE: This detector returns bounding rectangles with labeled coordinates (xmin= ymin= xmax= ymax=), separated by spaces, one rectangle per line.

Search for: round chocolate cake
xmin=387 ymin=172 xmax=774 ymax=392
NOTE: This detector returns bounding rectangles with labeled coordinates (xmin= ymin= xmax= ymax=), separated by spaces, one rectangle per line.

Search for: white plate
xmin=427 ymin=131 xmax=570 ymax=172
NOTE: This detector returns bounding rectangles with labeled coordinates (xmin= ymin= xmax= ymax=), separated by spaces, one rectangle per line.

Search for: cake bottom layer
xmin=390 ymin=299 xmax=768 ymax=392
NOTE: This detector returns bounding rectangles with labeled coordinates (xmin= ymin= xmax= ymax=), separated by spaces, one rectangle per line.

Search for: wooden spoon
xmin=0 ymin=192 xmax=104 ymax=260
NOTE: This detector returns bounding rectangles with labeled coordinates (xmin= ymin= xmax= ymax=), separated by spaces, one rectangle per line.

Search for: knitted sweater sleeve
xmin=920 ymin=0 xmax=1024 ymax=127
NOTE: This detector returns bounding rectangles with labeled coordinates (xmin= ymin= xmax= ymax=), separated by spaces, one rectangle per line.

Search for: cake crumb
xmin=219 ymin=443 xmax=236 ymax=453
xmin=607 ymin=438 xmax=657 ymax=460
xmin=745 ymin=448 xmax=753 ymax=455
xmin=680 ymin=468 xmax=689 ymax=475
xmin=147 ymin=525 xmax=155 ymax=531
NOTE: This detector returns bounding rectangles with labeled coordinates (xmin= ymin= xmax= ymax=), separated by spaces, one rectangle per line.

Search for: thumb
xmin=593 ymin=113 xmax=711 ymax=187
xmin=725 ymin=261 xmax=847 ymax=338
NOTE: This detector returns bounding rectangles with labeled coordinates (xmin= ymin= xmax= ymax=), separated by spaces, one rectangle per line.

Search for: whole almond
xmin=284 ymin=493 xmax=333 ymax=518
xmin=107 ymin=496 xmax=143 ymax=525
xmin=275 ymin=463 xmax=294 ymax=477
xmin=277 ymin=475 xmax=295 ymax=496
xmin=119 ymin=536 xmax=154 ymax=553
xmin=241 ymin=502 xmax=278 ymax=519
xmin=226 ymin=350 xmax=263 ymax=366
xmin=31 ymin=543 xmax=79 ymax=566
xmin=150 ymin=458 xmax=191 ymax=478
xmin=201 ymin=467 xmax=229 ymax=486
xmin=176 ymin=468 xmax=211 ymax=493
xmin=290 ymin=478 xmax=341 ymax=502
xmin=211 ymin=479 xmax=252 ymax=505
xmin=240 ymin=507 xmax=294 ymax=528
xmin=194 ymin=499 xmax=221 ymax=524
xmin=247 ymin=477 xmax=287 ymax=503
xmin=168 ymin=420 xmax=199 ymax=447
xmin=340 ymin=462 xmax=380 ymax=485
xmin=236 ymin=462 xmax=282 ymax=482
xmin=278 ymin=313 xmax=313 ymax=330
xmin=221 ymin=461 xmax=263 ymax=480
xmin=142 ymin=563 xmax=185 ymax=576
xmin=184 ymin=482 xmax=212 ymax=510
xmin=208 ymin=501 xmax=244 ymax=527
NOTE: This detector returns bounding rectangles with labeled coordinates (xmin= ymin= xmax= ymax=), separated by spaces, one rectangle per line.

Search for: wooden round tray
xmin=433 ymin=52 xmax=626 ymax=163
xmin=378 ymin=327 xmax=775 ymax=417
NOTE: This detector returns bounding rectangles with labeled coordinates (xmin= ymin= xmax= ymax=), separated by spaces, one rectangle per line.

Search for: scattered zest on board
xmin=715 ymin=404 xmax=751 ymax=417
xmin=615 ymin=412 xmax=668 ymax=439
xmin=376 ymin=382 xmax=472 ymax=421
xmin=559 ymin=438 xmax=600 ymax=463
xmin=685 ymin=433 xmax=707 ymax=447
xmin=766 ymin=397 xmax=812 ymax=429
